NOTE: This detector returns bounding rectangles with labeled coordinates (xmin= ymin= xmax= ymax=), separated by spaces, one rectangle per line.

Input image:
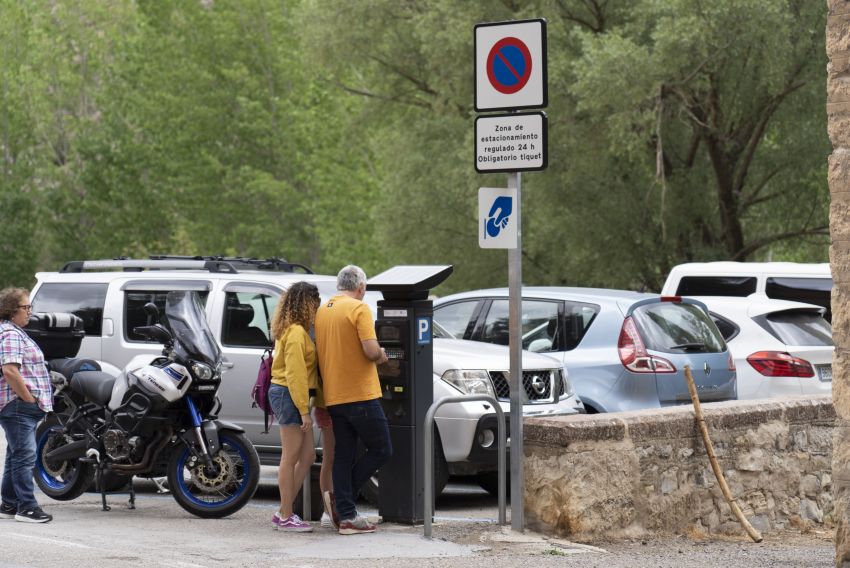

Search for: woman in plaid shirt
xmin=0 ymin=288 xmax=53 ymax=523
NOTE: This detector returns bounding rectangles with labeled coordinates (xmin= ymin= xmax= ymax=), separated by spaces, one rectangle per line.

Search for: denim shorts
xmin=268 ymin=385 xmax=302 ymax=426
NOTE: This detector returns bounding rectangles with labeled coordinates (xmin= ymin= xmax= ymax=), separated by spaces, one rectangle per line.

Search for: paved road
xmin=0 ymin=432 xmax=836 ymax=567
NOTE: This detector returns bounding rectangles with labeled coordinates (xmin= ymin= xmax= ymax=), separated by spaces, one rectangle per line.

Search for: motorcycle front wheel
xmin=34 ymin=416 xmax=94 ymax=500
xmin=167 ymin=431 xmax=260 ymax=519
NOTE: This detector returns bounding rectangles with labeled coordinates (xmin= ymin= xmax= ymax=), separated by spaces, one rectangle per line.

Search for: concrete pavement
xmin=0 ymin=424 xmax=835 ymax=567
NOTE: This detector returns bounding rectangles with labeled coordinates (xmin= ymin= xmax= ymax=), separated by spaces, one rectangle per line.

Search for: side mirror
xmin=132 ymin=324 xmax=173 ymax=345
xmin=144 ymin=302 xmax=160 ymax=323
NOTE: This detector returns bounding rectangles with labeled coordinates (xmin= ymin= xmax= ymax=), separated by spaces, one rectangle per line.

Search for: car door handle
xmin=221 ymin=360 xmax=235 ymax=369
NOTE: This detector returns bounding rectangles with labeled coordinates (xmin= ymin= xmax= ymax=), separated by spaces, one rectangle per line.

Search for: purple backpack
xmin=251 ymin=348 xmax=274 ymax=433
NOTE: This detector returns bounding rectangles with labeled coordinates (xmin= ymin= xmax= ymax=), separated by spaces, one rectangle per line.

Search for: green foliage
xmin=0 ymin=0 xmax=830 ymax=294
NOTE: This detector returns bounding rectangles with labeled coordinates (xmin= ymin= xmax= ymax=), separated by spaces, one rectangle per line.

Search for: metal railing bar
xmin=424 ymin=395 xmax=506 ymax=539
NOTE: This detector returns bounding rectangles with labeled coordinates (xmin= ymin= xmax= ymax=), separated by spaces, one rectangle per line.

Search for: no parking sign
xmin=475 ymin=19 xmax=547 ymax=112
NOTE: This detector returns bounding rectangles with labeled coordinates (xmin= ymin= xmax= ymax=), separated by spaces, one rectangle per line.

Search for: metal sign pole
xmin=507 ymin=171 xmax=523 ymax=532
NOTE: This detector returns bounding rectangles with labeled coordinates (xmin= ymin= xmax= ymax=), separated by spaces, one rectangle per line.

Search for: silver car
xmin=434 ymin=287 xmax=737 ymax=413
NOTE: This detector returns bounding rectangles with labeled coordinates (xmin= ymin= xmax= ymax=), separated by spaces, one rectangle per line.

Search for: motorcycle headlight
xmin=191 ymin=362 xmax=213 ymax=381
xmin=440 ymin=369 xmax=495 ymax=396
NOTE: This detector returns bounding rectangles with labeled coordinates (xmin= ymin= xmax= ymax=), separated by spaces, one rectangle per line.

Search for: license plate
xmin=817 ymin=365 xmax=832 ymax=383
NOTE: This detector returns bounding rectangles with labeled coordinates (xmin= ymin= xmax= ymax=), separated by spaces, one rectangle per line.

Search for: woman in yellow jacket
xmin=267 ymin=282 xmax=321 ymax=532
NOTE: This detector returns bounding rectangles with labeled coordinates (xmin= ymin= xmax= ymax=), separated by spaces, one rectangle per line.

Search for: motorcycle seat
xmin=49 ymin=358 xmax=102 ymax=378
xmin=70 ymin=371 xmax=116 ymax=405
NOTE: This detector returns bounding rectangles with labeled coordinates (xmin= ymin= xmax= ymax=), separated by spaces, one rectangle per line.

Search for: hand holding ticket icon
xmin=485 ymin=196 xmax=513 ymax=238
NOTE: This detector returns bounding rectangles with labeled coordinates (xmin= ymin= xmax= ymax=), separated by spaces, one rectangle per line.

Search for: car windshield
xmin=757 ymin=310 xmax=833 ymax=346
xmin=165 ymin=291 xmax=221 ymax=366
xmin=632 ymin=302 xmax=726 ymax=354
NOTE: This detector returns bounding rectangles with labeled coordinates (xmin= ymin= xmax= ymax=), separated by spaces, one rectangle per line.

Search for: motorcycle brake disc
xmin=189 ymin=451 xmax=236 ymax=493
xmin=42 ymin=433 xmax=72 ymax=478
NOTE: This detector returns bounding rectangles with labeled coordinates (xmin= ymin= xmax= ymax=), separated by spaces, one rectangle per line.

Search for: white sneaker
xmin=320 ymin=512 xmax=333 ymax=528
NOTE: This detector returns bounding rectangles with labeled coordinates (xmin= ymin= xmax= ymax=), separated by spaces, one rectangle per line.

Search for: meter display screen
xmin=378 ymin=325 xmax=401 ymax=342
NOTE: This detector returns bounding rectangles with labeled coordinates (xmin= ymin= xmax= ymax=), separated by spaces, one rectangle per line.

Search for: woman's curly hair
xmin=270 ymin=282 xmax=321 ymax=339
xmin=0 ymin=288 xmax=29 ymax=321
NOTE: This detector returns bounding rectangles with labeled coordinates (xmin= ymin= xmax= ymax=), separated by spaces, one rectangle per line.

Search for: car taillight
xmin=660 ymin=296 xmax=682 ymax=302
xmin=746 ymin=351 xmax=814 ymax=378
xmin=728 ymin=354 xmax=736 ymax=371
xmin=618 ymin=316 xmax=676 ymax=373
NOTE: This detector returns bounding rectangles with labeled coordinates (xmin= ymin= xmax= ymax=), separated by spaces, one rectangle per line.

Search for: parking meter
xmin=368 ymin=265 xmax=453 ymax=524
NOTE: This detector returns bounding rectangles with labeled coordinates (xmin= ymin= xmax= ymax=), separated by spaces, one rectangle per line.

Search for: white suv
xmin=31 ymin=257 xmax=582 ymax=497
xmin=661 ymin=261 xmax=832 ymax=320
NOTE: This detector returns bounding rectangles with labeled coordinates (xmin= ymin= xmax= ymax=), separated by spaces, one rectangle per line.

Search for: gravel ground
xmin=421 ymin=522 xmax=836 ymax=568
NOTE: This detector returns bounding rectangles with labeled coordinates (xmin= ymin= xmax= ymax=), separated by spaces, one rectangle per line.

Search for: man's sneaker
xmin=338 ymin=515 xmax=376 ymax=535
xmin=322 ymin=490 xmax=339 ymax=529
xmin=272 ymin=512 xmax=313 ymax=532
xmin=0 ymin=502 xmax=16 ymax=520
xmin=320 ymin=512 xmax=333 ymax=528
xmin=14 ymin=507 xmax=52 ymax=524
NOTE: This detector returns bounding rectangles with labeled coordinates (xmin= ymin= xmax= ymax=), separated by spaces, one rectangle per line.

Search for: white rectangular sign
xmin=479 ymin=187 xmax=518 ymax=249
xmin=475 ymin=112 xmax=547 ymax=173
xmin=475 ymin=19 xmax=547 ymax=112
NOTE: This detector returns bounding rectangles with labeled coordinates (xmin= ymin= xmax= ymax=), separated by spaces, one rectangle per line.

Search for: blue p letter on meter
xmin=417 ymin=317 xmax=432 ymax=345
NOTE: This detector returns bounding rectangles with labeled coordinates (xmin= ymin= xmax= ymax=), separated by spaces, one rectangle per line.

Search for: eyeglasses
xmin=18 ymin=305 xmax=32 ymax=312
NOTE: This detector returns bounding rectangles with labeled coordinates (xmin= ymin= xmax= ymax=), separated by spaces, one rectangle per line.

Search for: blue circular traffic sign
xmin=486 ymin=37 xmax=532 ymax=95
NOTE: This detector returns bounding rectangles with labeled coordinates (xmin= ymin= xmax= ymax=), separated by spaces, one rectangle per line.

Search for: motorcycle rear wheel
xmin=34 ymin=416 xmax=94 ymax=500
xmin=167 ymin=431 xmax=260 ymax=519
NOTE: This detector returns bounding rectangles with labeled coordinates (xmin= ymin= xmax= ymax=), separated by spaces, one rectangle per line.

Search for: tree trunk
xmin=827 ymin=2 xmax=850 ymax=566
xmin=705 ymin=136 xmax=746 ymax=259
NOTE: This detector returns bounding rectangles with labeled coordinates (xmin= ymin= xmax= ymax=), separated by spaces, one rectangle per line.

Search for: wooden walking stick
xmin=684 ymin=365 xmax=763 ymax=543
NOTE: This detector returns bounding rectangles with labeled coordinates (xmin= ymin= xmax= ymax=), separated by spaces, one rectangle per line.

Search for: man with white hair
xmin=315 ymin=265 xmax=391 ymax=534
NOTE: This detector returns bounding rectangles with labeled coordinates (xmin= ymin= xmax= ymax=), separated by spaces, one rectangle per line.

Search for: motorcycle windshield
xmin=165 ymin=291 xmax=221 ymax=367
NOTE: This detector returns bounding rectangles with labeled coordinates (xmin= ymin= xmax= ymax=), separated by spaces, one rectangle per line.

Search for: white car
xmin=661 ymin=261 xmax=832 ymax=320
xmin=690 ymin=296 xmax=833 ymax=399
xmin=31 ymin=257 xmax=582 ymax=499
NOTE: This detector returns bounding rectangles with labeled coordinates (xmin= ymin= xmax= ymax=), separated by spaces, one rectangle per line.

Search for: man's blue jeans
xmin=328 ymin=398 xmax=392 ymax=521
xmin=0 ymin=399 xmax=45 ymax=510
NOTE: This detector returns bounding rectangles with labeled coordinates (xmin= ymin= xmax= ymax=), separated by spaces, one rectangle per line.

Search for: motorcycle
xmin=33 ymin=290 xmax=260 ymax=518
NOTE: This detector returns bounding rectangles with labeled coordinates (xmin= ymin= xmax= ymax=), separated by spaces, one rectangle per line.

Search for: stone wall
xmin=524 ymin=396 xmax=834 ymax=541
xmin=828 ymin=0 xmax=850 ymax=565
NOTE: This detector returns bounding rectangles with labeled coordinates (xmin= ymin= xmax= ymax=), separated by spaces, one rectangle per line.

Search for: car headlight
xmin=440 ymin=369 xmax=495 ymax=396
xmin=559 ymin=368 xmax=575 ymax=397
xmin=191 ymin=362 xmax=213 ymax=381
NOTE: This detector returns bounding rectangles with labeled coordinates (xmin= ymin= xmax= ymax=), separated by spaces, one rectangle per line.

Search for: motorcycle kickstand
xmin=97 ymin=465 xmax=110 ymax=512
xmin=127 ymin=482 xmax=136 ymax=510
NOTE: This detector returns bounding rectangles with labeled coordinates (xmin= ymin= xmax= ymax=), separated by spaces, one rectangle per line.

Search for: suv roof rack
xmin=59 ymin=256 xmax=314 ymax=275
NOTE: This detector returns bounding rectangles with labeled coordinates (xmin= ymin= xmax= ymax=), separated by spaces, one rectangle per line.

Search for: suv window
xmin=765 ymin=277 xmax=833 ymax=321
xmin=708 ymin=312 xmax=740 ymax=342
xmin=755 ymin=310 xmax=833 ymax=346
xmin=33 ymin=283 xmax=107 ymax=336
xmin=125 ymin=290 xmax=209 ymax=343
xmin=632 ymin=302 xmax=726 ymax=354
xmin=676 ymin=276 xmax=757 ymax=297
xmin=433 ymin=301 xmax=480 ymax=339
xmin=221 ymin=291 xmax=278 ymax=348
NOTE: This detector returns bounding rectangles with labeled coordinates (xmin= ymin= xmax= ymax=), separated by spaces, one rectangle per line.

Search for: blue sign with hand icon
xmin=479 ymin=187 xmax=518 ymax=248
xmin=485 ymin=196 xmax=513 ymax=238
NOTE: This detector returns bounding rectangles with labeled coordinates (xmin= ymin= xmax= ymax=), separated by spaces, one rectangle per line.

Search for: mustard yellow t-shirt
xmin=314 ymin=294 xmax=381 ymax=406
xmin=270 ymin=324 xmax=318 ymax=415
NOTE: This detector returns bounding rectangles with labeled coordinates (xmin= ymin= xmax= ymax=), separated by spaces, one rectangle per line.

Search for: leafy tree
xmin=298 ymin=0 xmax=828 ymax=292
